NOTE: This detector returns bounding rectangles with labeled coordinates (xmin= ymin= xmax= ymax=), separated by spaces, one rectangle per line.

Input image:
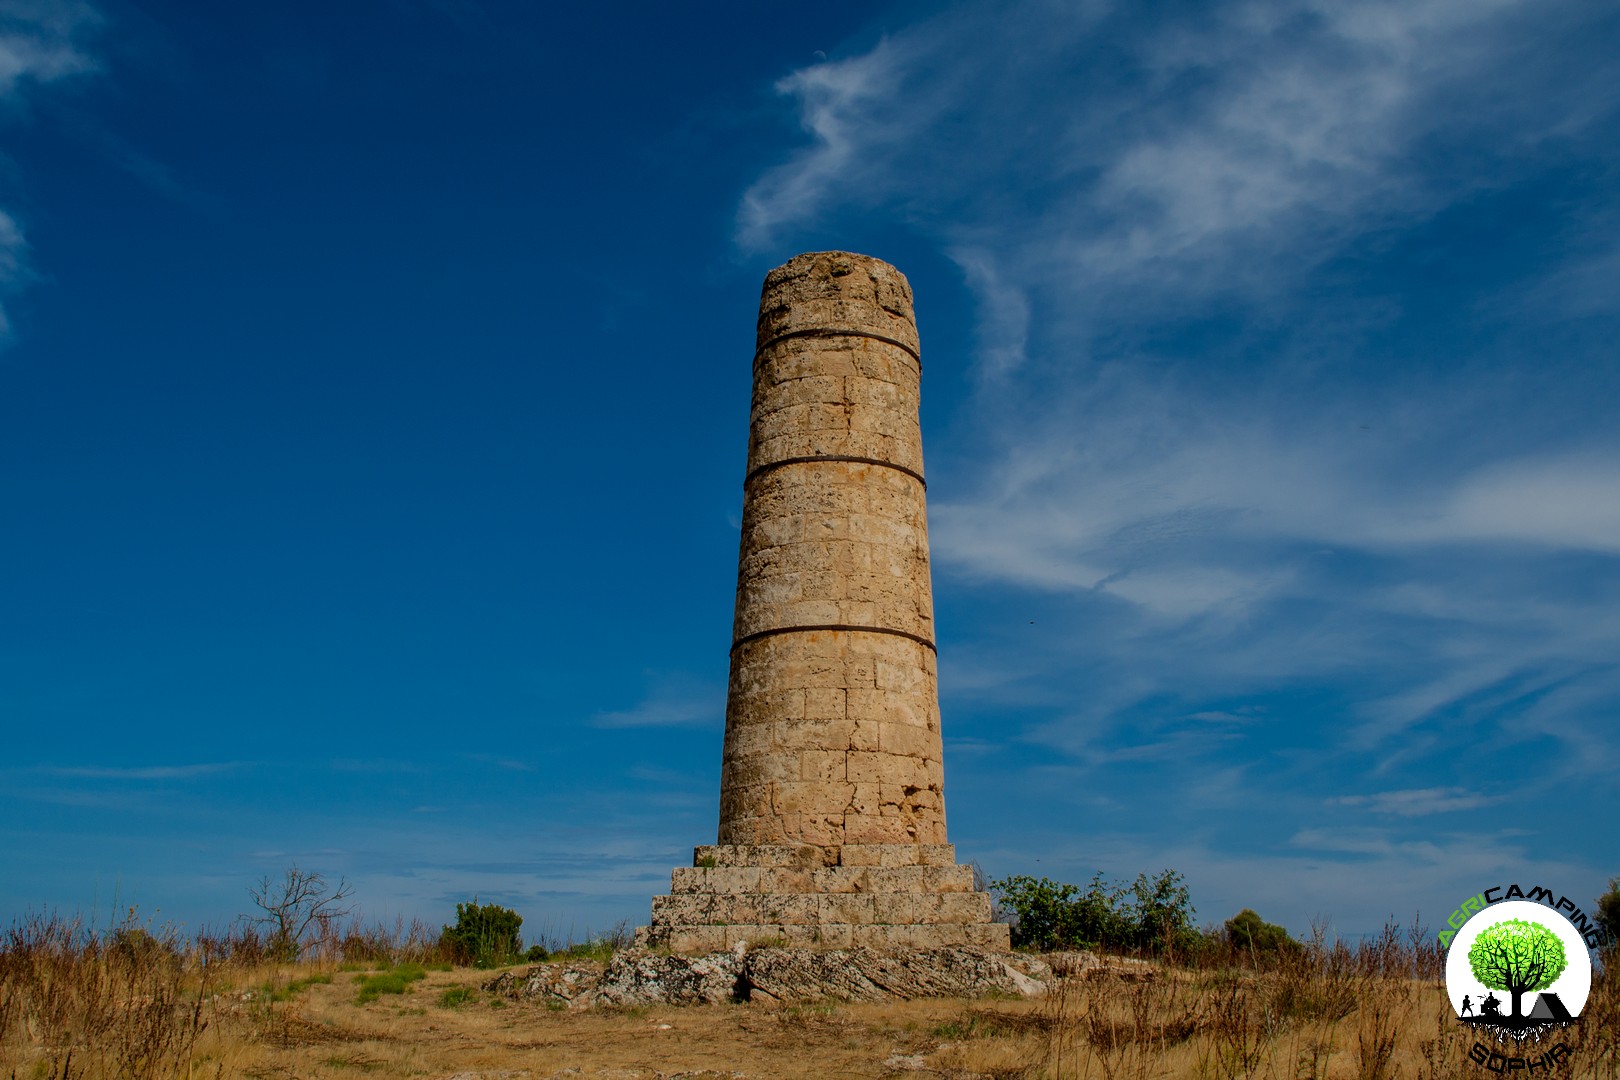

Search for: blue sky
xmin=2 ymin=0 xmax=1616 ymax=944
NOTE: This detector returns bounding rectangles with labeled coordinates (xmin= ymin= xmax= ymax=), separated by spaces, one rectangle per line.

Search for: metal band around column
xmin=743 ymin=454 xmax=926 ymax=490
xmin=729 ymin=623 xmax=938 ymax=655
xmin=754 ymin=327 xmax=921 ymax=368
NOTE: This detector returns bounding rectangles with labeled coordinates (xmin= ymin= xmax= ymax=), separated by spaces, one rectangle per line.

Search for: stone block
xmin=671 ymin=866 xmax=762 ymax=894
xmin=841 ymin=815 xmax=915 ymax=844
xmin=819 ymin=893 xmax=876 ymax=923
xmin=808 ymin=923 xmax=854 ymax=949
xmin=723 ymin=752 xmax=799 ymax=788
xmin=756 ymin=868 xmax=814 ymax=894
xmin=665 ymin=926 xmax=728 ymax=953
xmin=693 ymin=844 xmax=824 ymax=868
xmin=799 ymin=749 xmax=846 ymax=783
xmin=807 ymin=867 xmax=865 ymax=894
xmin=651 ymin=895 xmax=714 ymax=925
xmin=802 ymin=687 xmax=846 ymax=721
xmin=965 ymin=923 xmax=1014 ymax=949
xmin=922 ymin=865 xmax=975 ymax=892
xmin=879 ymin=721 xmax=938 ymax=759
xmin=755 ymin=894 xmax=819 ymax=925
xmin=859 ymin=867 xmax=932 ymax=893
xmin=845 ymin=750 xmax=905 ymax=785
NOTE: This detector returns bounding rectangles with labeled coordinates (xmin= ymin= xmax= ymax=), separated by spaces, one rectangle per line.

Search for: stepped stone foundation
xmin=639 ymin=251 xmax=1008 ymax=953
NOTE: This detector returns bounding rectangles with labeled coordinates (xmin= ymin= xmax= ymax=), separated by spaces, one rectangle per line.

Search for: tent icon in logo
xmin=1528 ymin=994 xmax=1573 ymax=1022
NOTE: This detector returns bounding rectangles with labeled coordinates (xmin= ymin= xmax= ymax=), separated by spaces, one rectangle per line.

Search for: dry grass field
xmin=3 ymin=913 xmax=1615 ymax=1079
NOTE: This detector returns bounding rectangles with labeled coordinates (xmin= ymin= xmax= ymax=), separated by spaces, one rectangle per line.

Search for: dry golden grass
xmin=4 ymin=912 xmax=1616 ymax=1079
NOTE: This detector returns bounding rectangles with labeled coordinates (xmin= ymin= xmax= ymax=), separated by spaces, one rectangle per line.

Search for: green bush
xmin=1597 ymin=878 xmax=1620 ymax=949
xmin=990 ymin=868 xmax=1198 ymax=955
xmin=440 ymin=901 xmax=524 ymax=968
xmin=1225 ymin=909 xmax=1299 ymax=956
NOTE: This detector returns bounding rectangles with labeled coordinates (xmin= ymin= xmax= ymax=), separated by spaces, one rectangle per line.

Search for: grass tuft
xmin=354 ymin=962 xmax=427 ymax=1004
xmin=437 ymin=985 xmax=476 ymax=1007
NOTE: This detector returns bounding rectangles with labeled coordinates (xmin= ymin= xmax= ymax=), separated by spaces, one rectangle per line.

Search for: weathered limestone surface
xmin=489 ymin=947 xmax=1051 ymax=1008
xmin=641 ymin=252 xmax=1004 ymax=954
xmin=724 ymin=251 xmax=943 ymax=848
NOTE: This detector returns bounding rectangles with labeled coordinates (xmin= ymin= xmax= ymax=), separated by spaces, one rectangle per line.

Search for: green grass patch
xmin=933 ymin=1013 xmax=1014 ymax=1040
xmin=321 ymin=1055 xmax=385 ymax=1072
xmin=354 ymin=962 xmax=427 ymax=1004
xmin=546 ymin=939 xmax=616 ymax=964
xmin=260 ymin=972 xmax=333 ymax=1002
xmin=438 ymin=985 xmax=475 ymax=1007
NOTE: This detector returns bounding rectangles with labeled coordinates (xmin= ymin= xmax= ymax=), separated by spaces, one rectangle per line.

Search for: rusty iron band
xmin=730 ymin=624 xmax=937 ymax=655
xmin=744 ymin=455 xmax=926 ymax=490
xmin=753 ymin=327 xmax=921 ymax=367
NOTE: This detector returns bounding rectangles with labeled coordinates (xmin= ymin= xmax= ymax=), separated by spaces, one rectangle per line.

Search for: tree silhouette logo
xmin=1445 ymin=899 xmax=1591 ymax=1046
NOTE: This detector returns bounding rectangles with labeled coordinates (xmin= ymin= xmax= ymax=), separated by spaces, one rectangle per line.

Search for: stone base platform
xmin=637 ymin=843 xmax=1011 ymax=953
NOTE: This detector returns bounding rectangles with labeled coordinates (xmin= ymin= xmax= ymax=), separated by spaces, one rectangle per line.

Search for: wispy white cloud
xmin=1334 ymin=787 xmax=1499 ymax=817
xmin=0 ymin=0 xmax=101 ymax=338
xmin=0 ymin=0 xmax=99 ymax=95
xmin=736 ymin=0 xmax=1620 ymax=918
xmin=592 ymin=672 xmax=723 ymax=729
xmin=737 ymin=41 xmax=908 ymax=252
xmin=37 ymin=762 xmax=237 ymax=781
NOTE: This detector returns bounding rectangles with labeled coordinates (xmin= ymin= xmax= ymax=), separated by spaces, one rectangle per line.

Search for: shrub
xmin=1225 ymin=909 xmax=1299 ymax=957
xmin=990 ymin=869 xmax=1198 ymax=955
xmin=1597 ymin=877 xmax=1620 ymax=949
xmin=248 ymin=865 xmax=354 ymax=961
xmin=440 ymin=901 xmax=524 ymax=968
xmin=1126 ymin=869 xmax=1200 ymax=954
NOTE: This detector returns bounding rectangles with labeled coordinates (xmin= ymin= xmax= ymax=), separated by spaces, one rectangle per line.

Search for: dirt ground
xmin=209 ymin=968 xmax=1028 ymax=1079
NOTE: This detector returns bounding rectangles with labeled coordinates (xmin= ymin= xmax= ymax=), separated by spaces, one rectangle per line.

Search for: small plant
xmin=695 ymin=853 xmax=718 ymax=868
xmin=1595 ymin=877 xmax=1619 ymax=948
xmin=263 ymin=972 xmax=333 ymax=1001
xmin=440 ymin=901 xmax=524 ymax=969
xmin=525 ymin=944 xmax=548 ymax=962
xmin=744 ymin=934 xmax=788 ymax=950
xmin=438 ymin=985 xmax=476 ymax=1007
xmin=354 ymin=962 xmax=427 ymax=1004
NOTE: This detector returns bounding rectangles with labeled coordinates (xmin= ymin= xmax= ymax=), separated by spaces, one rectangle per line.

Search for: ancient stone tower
xmin=640 ymin=252 xmax=1008 ymax=952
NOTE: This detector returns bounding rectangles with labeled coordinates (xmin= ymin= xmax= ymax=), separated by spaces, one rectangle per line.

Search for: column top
xmin=757 ymin=251 xmax=920 ymax=358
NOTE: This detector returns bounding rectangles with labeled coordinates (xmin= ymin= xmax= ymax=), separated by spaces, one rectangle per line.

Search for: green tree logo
xmin=1467 ymin=918 xmax=1569 ymax=1020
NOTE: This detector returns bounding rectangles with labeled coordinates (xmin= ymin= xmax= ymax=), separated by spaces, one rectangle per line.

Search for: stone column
xmin=639 ymin=252 xmax=1007 ymax=954
xmin=720 ymin=251 xmax=945 ymax=848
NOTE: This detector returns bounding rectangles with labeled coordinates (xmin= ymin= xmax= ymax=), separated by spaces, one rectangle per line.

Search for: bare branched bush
xmin=247 ymin=864 xmax=354 ymax=961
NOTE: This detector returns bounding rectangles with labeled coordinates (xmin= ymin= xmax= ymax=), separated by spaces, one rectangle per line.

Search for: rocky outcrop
xmin=590 ymin=950 xmax=745 ymax=1007
xmin=490 ymin=946 xmax=1051 ymax=1009
xmin=486 ymin=960 xmax=606 ymax=1007
xmin=743 ymin=946 xmax=1048 ymax=1003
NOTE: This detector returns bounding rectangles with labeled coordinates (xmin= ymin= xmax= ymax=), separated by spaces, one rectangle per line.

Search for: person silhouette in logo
xmin=1461 ymin=994 xmax=1474 ymax=1017
xmin=1482 ymin=992 xmax=1501 ymax=1017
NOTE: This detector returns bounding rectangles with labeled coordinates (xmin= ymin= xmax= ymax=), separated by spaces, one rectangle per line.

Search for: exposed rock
xmin=1041 ymin=950 xmax=1159 ymax=983
xmin=742 ymin=946 xmax=1049 ymax=1004
xmin=481 ymin=970 xmax=517 ymax=994
xmin=503 ymin=960 xmax=608 ymax=1008
xmin=496 ymin=946 xmax=1054 ymax=1008
xmin=586 ymin=949 xmax=744 ymax=1007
